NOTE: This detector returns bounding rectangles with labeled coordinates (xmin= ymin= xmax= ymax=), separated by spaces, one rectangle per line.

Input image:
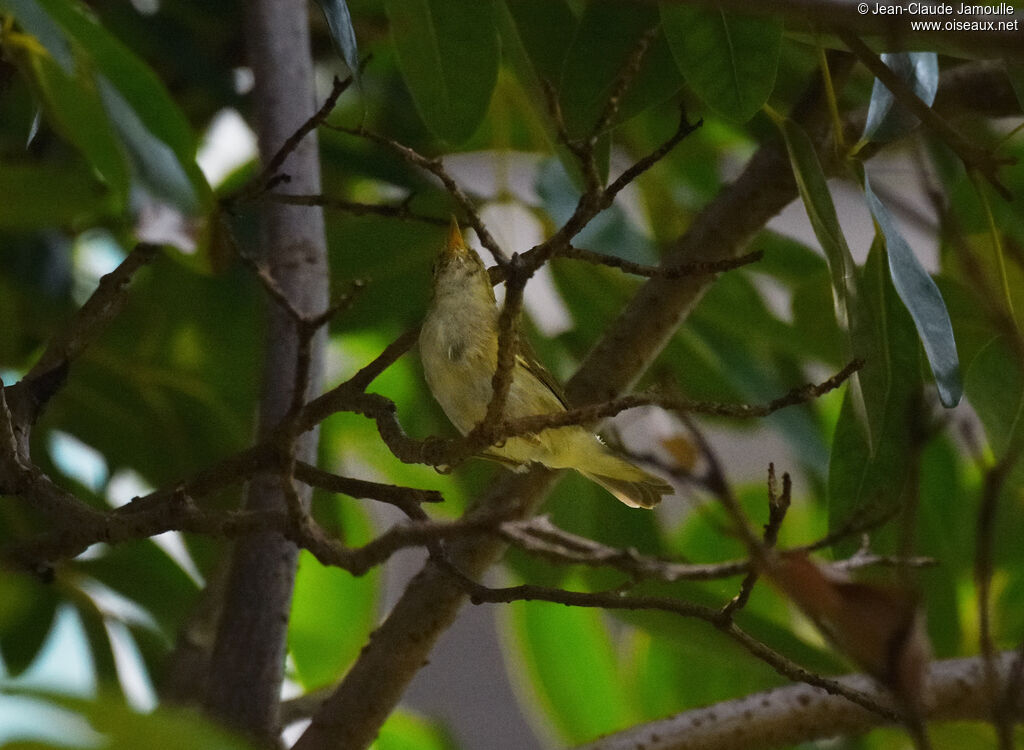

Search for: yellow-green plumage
xmin=419 ymin=221 xmax=673 ymax=509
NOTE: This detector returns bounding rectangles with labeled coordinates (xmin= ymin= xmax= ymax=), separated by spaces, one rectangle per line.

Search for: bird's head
xmin=430 ymin=218 xmax=494 ymax=304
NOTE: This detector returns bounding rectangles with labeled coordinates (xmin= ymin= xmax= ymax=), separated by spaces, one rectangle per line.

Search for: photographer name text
xmin=870 ymin=2 xmax=1013 ymax=13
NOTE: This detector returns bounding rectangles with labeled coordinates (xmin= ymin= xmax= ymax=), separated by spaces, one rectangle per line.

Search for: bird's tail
xmin=580 ymin=465 xmax=674 ymax=509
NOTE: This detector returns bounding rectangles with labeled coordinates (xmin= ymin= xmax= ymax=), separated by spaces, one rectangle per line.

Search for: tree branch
xmin=577 ymin=652 xmax=1024 ymax=750
xmin=291 ymin=53 xmax=857 ymax=750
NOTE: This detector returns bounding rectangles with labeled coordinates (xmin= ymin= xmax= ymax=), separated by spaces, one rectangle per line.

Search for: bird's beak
xmin=443 ymin=216 xmax=468 ymax=261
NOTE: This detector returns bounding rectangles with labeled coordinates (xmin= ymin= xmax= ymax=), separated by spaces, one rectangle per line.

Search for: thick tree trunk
xmin=203 ymin=0 xmax=328 ymax=741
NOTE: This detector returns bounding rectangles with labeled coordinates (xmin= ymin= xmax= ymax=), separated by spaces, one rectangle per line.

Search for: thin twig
xmin=720 ymin=466 xmax=792 ymax=621
xmin=263 ymin=193 xmax=448 ymax=225
xmin=232 ymin=74 xmax=354 ymax=202
xmin=438 ymin=560 xmax=899 ymax=721
xmin=559 ymin=246 xmax=763 ymax=278
xmin=329 ymin=125 xmax=508 ymax=265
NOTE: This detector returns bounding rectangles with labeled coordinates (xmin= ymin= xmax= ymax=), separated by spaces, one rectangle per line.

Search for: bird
xmin=418 ymin=219 xmax=674 ymax=508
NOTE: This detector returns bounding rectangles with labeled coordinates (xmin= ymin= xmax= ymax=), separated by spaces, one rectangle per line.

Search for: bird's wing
xmin=515 ymin=336 xmax=569 ymax=411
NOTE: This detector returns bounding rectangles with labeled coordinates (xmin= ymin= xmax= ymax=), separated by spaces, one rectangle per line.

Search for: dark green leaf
xmin=384 ymin=0 xmax=499 ymax=143
xmin=0 ymin=573 xmax=60 ymax=676
xmin=558 ymin=3 xmax=683 ymax=138
xmin=776 ymin=118 xmax=857 ymax=335
xmin=0 ymin=164 xmax=116 ymax=228
xmin=1009 ymin=62 xmax=1024 ymax=112
xmin=314 ymin=0 xmax=361 ymax=84
xmin=777 ymin=117 xmax=872 ymax=441
xmin=865 ymin=176 xmax=960 ymax=406
xmin=77 ymin=539 xmax=199 ymax=636
xmin=29 ymin=0 xmax=210 ymax=212
xmin=17 ymin=49 xmax=130 ymax=203
xmin=916 ymin=436 xmax=967 ymax=655
xmin=828 ymin=240 xmax=922 ymax=552
xmin=964 ymin=334 xmax=1024 ymax=457
xmin=503 ymin=0 xmax=576 ymax=84
xmin=862 ymin=52 xmax=938 ymax=143
xmin=660 ymin=5 xmax=782 ymax=123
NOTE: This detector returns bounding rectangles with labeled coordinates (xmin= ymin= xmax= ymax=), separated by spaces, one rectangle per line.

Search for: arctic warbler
xmin=419 ymin=220 xmax=673 ymax=509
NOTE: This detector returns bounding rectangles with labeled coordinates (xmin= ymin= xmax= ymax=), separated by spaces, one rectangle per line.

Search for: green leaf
xmin=499 ymin=588 xmax=636 ymax=744
xmin=373 ymin=709 xmax=457 ymax=750
xmin=1008 ymin=62 xmax=1024 ymax=112
xmin=776 ymin=118 xmax=857 ymax=335
xmin=1 ymin=688 xmax=256 ymax=749
xmin=384 ymin=0 xmax=499 ymax=143
xmin=502 ymin=0 xmax=576 ymax=84
xmin=828 ymin=240 xmax=922 ymax=552
xmin=288 ymin=502 xmax=379 ymax=690
xmin=0 ymin=574 xmax=60 ymax=677
xmin=96 ymin=76 xmax=198 ymax=213
xmin=964 ymin=335 xmax=1024 ymax=457
xmin=1 ymin=0 xmax=74 ymax=73
xmin=660 ymin=5 xmax=782 ymax=123
xmin=16 ymin=49 xmax=130 ymax=203
xmin=0 ymin=164 xmax=117 ymax=228
xmin=76 ymin=539 xmax=199 ymax=637
xmin=776 ymin=117 xmax=873 ymax=441
xmin=314 ymin=0 xmax=361 ymax=84
xmin=19 ymin=0 xmax=210 ymax=213
xmin=916 ymin=436 xmax=967 ymax=655
xmin=864 ymin=175 xmax=961 ymax=407
xmin=558 ymin=3 xmax=683 ymax=138
xmin=862 ymin=52 xmax=938 ymax=143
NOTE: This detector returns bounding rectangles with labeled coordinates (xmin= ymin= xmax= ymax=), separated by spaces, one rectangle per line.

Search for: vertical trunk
xmin=203 ymin=0 xmax=328 ymax=741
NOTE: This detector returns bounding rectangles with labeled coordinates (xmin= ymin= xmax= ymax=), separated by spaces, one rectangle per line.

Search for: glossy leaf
xmin=288 ymin=502 xmax=379 ymax=689
xmin=558 ymin=3 xmax=684 ymax=138
xmin=862 ymin=52 xmax=938 ymax=143
xmin=314 ymin=0 xmax=361 ymax=83
xmin=384 ymin=0 xmax=499 ymax=143
xmin=865 ymin=175 xmax=961 ymax=407
xmin=660 ymin=5 xmax=782 ymax=123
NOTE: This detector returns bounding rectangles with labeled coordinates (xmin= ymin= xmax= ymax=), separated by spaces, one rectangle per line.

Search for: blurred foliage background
xmin=0 ymin=0 xmax=1022 ymax=748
